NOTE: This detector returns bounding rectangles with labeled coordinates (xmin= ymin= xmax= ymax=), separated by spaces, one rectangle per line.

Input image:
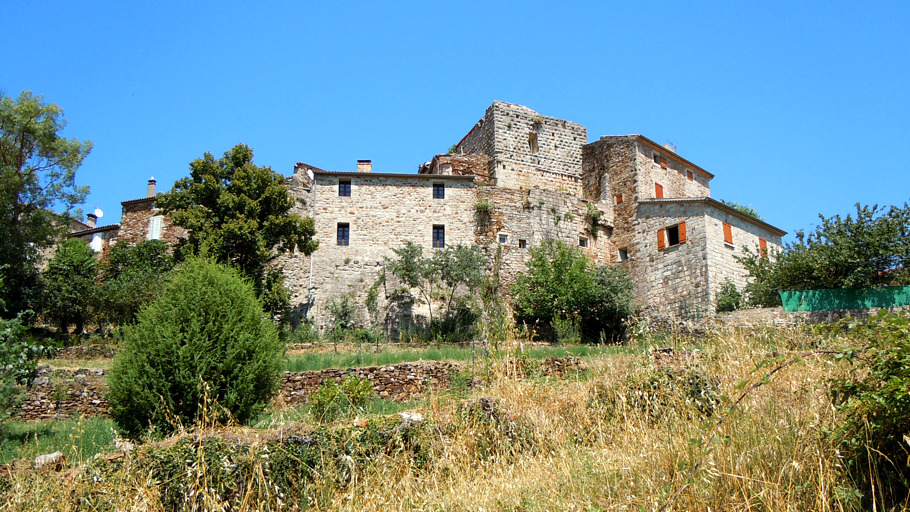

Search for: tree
xmin=720 ymin=199 xmax=763 ymax=220
xmin=512 ymin=240 xmax=636 ymax=342
xmin=0 ymin=91 xmax=92 ymax=315
xmin=383 ymin=242 xmax=487 ymax=337
xmin=738 ymin=202 xmax=910 ymax=306
xmin=156 ymin=144 xmax=317 ymax=318
xmin=40 ymin=238 xmax=97 ymax=335
xmin=97 ymin=240 xmax=175 ymax=328
xmin=107 ymin=258 xmax=284 ymax=437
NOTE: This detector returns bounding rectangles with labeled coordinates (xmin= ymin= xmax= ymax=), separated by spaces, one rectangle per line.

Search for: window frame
xmin=336 ymin=222 xmax=350 ymax=246
xmin=338 ymin=179 xmax=352 ymax=197
xmin=148 ymin=215 xmax=163 ymax=240
xmin=432 ymin=182 xmax=445 ymax=199
xmin=722 ymin=222 xmax=733 ymax=246
xmin=432 ymin=225 xmax=445 ymax=248
xmin=657 ymin=221 xmax=687 ymax=251
xmin=578 ymin=237 xmax=588 ymax=248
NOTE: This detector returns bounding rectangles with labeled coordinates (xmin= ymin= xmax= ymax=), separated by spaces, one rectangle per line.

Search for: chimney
xmin=357 ymin=160 xmax=372 ymax=173
xmin=86 ymin=213 xmax=97 ymax=229
xmin=662 ymin=142 xmax=677 ymax=153
xmin=147 ymin=177 xmax=156 ymax=198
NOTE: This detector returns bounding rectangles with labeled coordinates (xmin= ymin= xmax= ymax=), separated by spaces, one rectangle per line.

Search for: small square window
xmin=499 ymin=234 xmax=508 ymax=244
xmin=338 ymin=180 xmax=351 ymax=197
xmin=579 ymin=237 xmax=588 ymax=248
xmin=657 ymin=222 xmax=687 ymax=250
xmin=433 ymin=183 xmax=445 ymax=199
xmin=653 ymin=152 xmax=660 ymax=164
xmin=337 ymin=223 xmax=350 ymax=246
xmin=518 ymin=239 xmax=527 ymax=249
xmin=618 ymin=248 xmax=629 ymax=261
xmin=432 ymin=225 xmax=445 ymax=248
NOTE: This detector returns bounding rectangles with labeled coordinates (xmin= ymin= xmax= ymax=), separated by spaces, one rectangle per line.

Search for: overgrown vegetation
xmin=739 ymin=202 xmax=910 ymax=306
xmin=156 ymin=143 xmax=318 ymax=319
xmin=512 ymin=239 xmax=636 ymax=342
xmin=720 ymin=199 xmax=763 ymax=220
xmin=39 ymin=238 xmax=97 ymax=335
xmin=107 ymin=258 xmax=284 ymax=437
xmin=97 ymin=240 xmax=174 ymax=328
xmin=715 ymin=278 xmax=742 ymax=313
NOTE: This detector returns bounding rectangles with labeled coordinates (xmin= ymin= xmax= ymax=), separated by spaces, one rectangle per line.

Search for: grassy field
xmin=0 ymin=325 xmax=895 ymax=510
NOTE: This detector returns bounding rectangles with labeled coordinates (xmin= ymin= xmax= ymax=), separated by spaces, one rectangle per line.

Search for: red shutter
xmin=723 ymin=223 xmax=733 ymax=244
xmin=678 ymin=222 xmax=687 ymax=244
xmin=687 ymin=170 xmax=694 ymax=181
xmin=657 ymin=228 xmax=666 ymax=250
xmin=655 ymin=183 xmax=664 ymax=198
xmin=615 ymin=194 xmax=623 ymax=205
xmin=759 ymin=238 xmax=768 ymax=258
xmin=660 ymin=157 xmax=668 ymax=169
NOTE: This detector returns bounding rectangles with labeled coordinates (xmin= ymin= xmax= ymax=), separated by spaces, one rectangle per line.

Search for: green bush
xmin=715 ymin=278 xmax=743 ymax=313
xmin=829 ymin=311 xmax=910 ymax=508
xmin=0 ymin=312 xmax=53 ymax=427
xmin=512 ymin=240 xmax=636 ymax=342
xmin=97 ymin=240 xmax=174 ymax=328
xmin=107 ymin=258 xmax=284 ymax=437
xmin=309 ymin=376 xmax=374 ymax=423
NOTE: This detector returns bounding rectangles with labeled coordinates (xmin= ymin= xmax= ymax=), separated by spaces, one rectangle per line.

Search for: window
xmin=528 ymin=132 xmax=539 ymax=154
xmin=615 ymin=193 xmax=623 ymax=205
xmin=433 ymin=183 xmax=445 ymax=199
xmin=578 ymin=237 xmax=588 ymax=248
xmin=660 ymin=157 xmax=668 ymax=169
xmin=657 ymin=221 xmax=687 ymax=250
xmin=337 ymin=223 xmax=350 ymax=246
xmin=148 ymin=216 xmax=163 ymax=240
xmin=655 ymin=183 xmax=664 ymax=199
xmin=653 ymin=152 xmax=660 ymax=164
xmin=432 ymin=225 xmax=445 ymax=248
xmin=518 ymin=239 xmax=527 ymax=249
xmin=499 ymin=234 xmax=508 ymax=244
xmin=686 ymin=170 xmax=694 ymax=182
xmin=338 ymin=180 xmax=351 ymax=197
xmin=759 ymin=237 xmax=768 ymax=258
xmin=618 ymin=248 xmax=629 ymax=261
xmin=723 ymin=222 xmax=733 ymax=245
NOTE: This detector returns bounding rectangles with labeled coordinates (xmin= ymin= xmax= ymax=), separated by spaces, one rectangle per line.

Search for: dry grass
xmin=0 ymin=325 xmax=866 ymax=511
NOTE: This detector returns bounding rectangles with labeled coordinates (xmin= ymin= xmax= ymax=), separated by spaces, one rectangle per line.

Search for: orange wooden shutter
xmin=678 ymin=222 xmax=687 ymax=244
xmin=723 ymin=223 xmax=733 ymax=244
xmin=759 ymin=238 xmax=768 ymax=258
xmin=655 ymin=183 xmax=664 ymax=198
xmin=660 ymin=157 xmax=668 ymax=169
xmin=615 ymin=194 xmax=623 ymax=205
xmin=657 ymin=228 xmax=666 ymax=250
xmin=687 ymin=170 xmax=694 ymax=181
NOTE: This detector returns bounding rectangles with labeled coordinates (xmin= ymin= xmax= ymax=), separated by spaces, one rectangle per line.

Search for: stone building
xmin=81 ymin=101 xmax=784 ymax=326
xmin=281 ymin=101 xmax=785 ymax=325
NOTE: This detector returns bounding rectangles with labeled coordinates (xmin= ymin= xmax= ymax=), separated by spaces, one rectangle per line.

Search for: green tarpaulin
xmin=779 ymin=286 xmax=910 ymax=312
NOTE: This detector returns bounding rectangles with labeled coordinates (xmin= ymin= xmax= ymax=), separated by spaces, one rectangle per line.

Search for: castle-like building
xmin=75 ymin=101 xmax=785 ymax=325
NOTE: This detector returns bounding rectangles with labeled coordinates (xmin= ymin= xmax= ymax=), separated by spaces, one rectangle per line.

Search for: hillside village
xmin=74 ymin=101 xmax=786 ymax=326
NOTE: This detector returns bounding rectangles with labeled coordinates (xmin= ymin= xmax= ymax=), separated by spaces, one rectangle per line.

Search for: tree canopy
xmin=0 ymin=91 xmax=92 ymax=315
xmin=156 ymin=144 xmax=317 ymax=317
xmin=739 ymin=202 xmax=910 ymax=306
xmin=512 ymin=240 xmax=636 ymax=342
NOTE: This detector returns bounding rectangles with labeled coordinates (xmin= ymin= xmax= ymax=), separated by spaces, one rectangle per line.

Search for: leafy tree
xmin=739 ymin=202 xmax=910 ymax=306
xmin=107 ymin=258 xmax=284 ymax=437
xmin=512 ymin=240 xmax=636 ymax=342
xmin=715 ymin=279 xmax=743 ymax=313
xmin=156 ymin=144 xmax=317 ymax=318
xmin=97 ymin=240 xmax=175 ymax=327
xmin=720 ymin=199 xmax=763 ymax=220
xmin=0 ymin=91 xmax=92 ymax=315
xmin=384 ymin=242 xmax=487 ymax=335
xmin=40 ymin=238 xmax=97 ymax=335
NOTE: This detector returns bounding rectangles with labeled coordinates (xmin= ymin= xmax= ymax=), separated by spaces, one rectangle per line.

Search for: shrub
xmin=309 ymin=376 xmax=374 ymax=423
xmin=829 ymin=311 xmax=910 ymax=508
xmin=0 ymin=312 xmax=52 ymax=427
xmin=715 ymin=278 xmax=742 ymax=313
xmin=97 ymin=240 xmax=174 ymax=328
xmin=107 ymin=258 xmax=284 ymax=437
xmin=512 ymin=240 xmax=636 ymax=342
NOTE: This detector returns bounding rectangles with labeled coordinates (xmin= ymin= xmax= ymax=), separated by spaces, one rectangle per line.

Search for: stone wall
xmin=475 ymin=187 xmax=614 ymax=286
xmin=277 ymin=171 xmax=476 ymax=327
xmin=117 ymin=198 xmax=184 ymax=246
xmin=457 ymin=102 xmax=587 ymax=196
xmin=632 ymin=139 xmax=711 ymax=200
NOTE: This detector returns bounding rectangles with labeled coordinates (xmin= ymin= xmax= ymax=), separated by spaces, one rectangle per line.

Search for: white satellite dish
xmin=94 ymin=208 xmax=104 ymax=218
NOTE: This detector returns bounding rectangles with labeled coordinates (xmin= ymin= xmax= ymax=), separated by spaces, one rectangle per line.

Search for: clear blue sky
xmin=4 ymin=1 xmax=908 ymax=241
